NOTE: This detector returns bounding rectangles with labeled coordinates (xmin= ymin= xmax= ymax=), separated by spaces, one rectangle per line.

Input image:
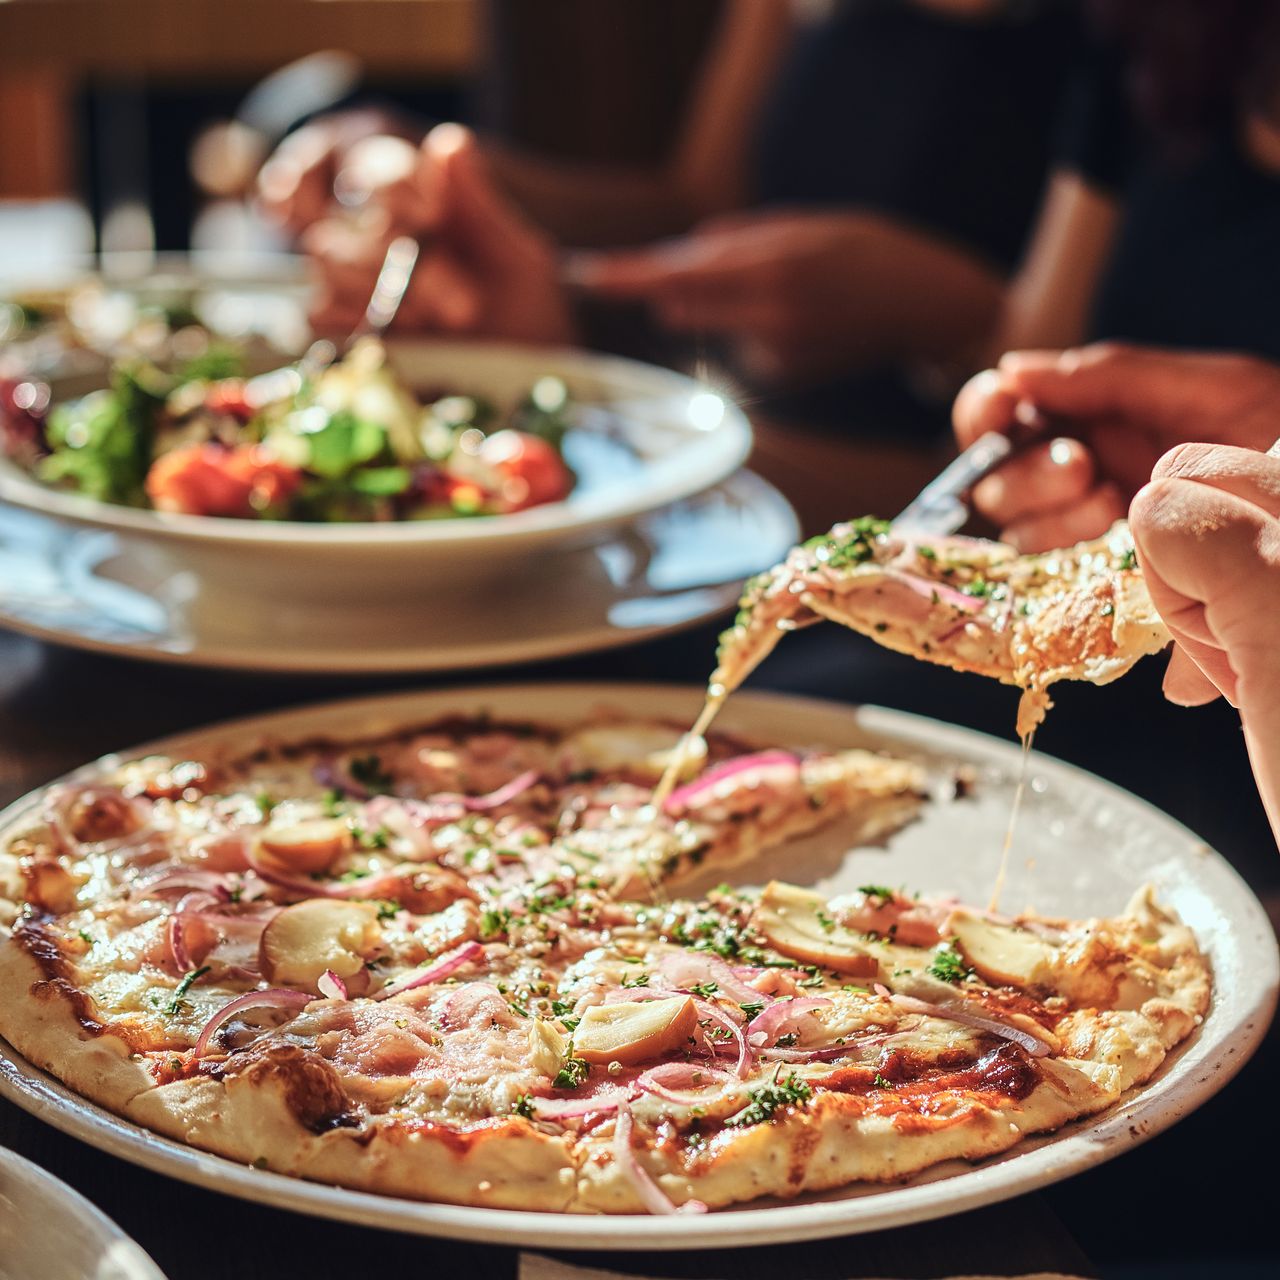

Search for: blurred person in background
xmin=265 ymin=0 xmax=1280 ymax=443
xmin=260 ymin=0 xmax=1078 ymax=433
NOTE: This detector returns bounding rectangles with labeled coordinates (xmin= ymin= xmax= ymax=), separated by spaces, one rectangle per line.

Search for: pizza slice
xmin=712 ymin=517 xmax=1170 ymax=735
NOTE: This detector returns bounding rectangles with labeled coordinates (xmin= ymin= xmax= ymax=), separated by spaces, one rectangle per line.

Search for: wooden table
xmin=0 ymin=421 xmax=1275 ymax=1277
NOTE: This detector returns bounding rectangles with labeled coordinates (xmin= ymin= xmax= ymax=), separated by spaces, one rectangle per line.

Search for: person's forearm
xmin=483 ymin=144 xmax=713 ymax=246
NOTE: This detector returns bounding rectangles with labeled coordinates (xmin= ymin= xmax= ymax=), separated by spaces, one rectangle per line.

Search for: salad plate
xmin=0 ymin=1145 xmax=167 ymax=1280
xmin=0 ymin=683 xmax=1273 ymax=1249
xmin=0 ymin=470 xmax=796 ymax=673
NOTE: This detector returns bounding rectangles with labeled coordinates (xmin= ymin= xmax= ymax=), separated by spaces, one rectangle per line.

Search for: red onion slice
xmin=878 ymin=568 xmax=987 ymax=615
xmin=663 ymin=750 xmax=800 ymax=814
xmin=531 ymin=1088 xmax=631 ymax=1120
xmin=758 ymin=1045 xmax=851 ymax=1063
xmin=45 ymin=784 xmax=157 ymax=860
xmin=656 ymin=951 xmax=764 ymax=1008
xmin=374 ymin=941 xmax=485 ymax=1001
xmin=193 ymin=988 xmax=313 ymax=1057
xmin=888 ymin=992 xmax=1053 ymax=1058
xmin=165 ymin=891 xmax=221 ymax=973
xmin=694 ymin=998 xmax=751 ymax=1078
xmin=317 ymin=970 xmax=348 ymax=1000
xmin=612 ymin=1104 xmax=706 ymax=1216
xmin=131 ymin=867 xmax=233 ymax=901
xmin=745 ymin=996 xmax=833 ymax=1048
xmin=460 ymin=769 xmax=539 ymax=811
xmin=244 ymin=842 xmax=410 ymax=902
xmin=636 ymin=1062 xmax=735 ymax=1106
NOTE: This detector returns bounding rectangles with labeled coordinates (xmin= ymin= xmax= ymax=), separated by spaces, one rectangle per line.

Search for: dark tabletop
xmin=1 ymin=421 xmax=1275 ymax=1279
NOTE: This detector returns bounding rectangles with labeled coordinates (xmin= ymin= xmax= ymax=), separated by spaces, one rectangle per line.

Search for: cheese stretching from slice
xmin=711 ymin=518 xmax=1170 ymax=736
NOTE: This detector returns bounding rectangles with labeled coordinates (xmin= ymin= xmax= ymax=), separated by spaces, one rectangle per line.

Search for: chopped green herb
xmin=554 ymin=1050 xmax=591 ymax=1090
xmin=512 ymin=1094 xmax=536 ymax=1118
xmin=167 ymin=965 xmax=211 ymax=1017
xmin=872 ymin=1073 xmax=894 ymax=1090
xmin=688 ymin=981 xmax=719 ymax=999
xmin=857 ymin=884 xmax=894 ymax=901
xmin=376 ymin=900 xmax=401 ymax=921
xmin=739 ymin=1000 xmax=765 ymax=1019
xmin=77 ymin=928 xmax=94 ymax=947
xmin=927 ymin=941 xmax=973 ymax=985
xmin=1118 ymin=548 xmax=1137 ymax=571
xmin=814 ymin=909 xmax=836 ymax=935
xmin=621 ymin=972 xmax=650 ymax=989
xmin=349 ymin=754 xmax=394 ymax=795
xmin=725 ymin=1068 xmax=813 ymax=1127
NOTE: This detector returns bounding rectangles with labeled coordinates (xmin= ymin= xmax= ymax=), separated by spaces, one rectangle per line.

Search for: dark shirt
xmin=755 ymin=0 xmax=1078 ymax=271
xmin=1057 ymin=58 xmax=1280 ymax=359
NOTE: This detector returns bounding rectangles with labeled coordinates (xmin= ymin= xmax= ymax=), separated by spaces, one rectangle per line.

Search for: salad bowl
xmin=0 ymin=338 xmax=751 ymax=601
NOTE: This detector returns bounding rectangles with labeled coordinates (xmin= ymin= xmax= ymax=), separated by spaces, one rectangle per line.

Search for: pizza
xmin=710 ymin=518 xmax=1171 ymax=737
xmin=0 ymin=710 xmax=1208 ymax=1215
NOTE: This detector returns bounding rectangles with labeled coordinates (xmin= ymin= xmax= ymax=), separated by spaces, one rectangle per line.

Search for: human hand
xmin=953 ymin=343 xmax=1280 ymax=550
xmin=573 ymin=211 xmax=998 ymax=386
xmin=304 ymin=124 xmax=575 ymax=345
xmin=1129 ymin=441 xmax=1280 ymax=842
xmin=256 ymin=110 xmax=417 ymax=235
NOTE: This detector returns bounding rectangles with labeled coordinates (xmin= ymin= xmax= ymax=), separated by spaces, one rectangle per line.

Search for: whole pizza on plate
xmin=0 ymin=707 xmax=1209 ymax=1215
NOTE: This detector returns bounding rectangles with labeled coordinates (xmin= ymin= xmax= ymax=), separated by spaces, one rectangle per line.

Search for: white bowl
xmin=0 ymin=339 xmax=751 ymax=600
xmin=0 ymin=1146 xmax=167 ymax=1280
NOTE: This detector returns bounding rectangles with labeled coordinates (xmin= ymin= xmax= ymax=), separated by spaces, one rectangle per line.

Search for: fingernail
xmin=1048 ymin=439 xmax=1075 ymax=466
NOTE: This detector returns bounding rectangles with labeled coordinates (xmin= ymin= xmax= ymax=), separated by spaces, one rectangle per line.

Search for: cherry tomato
xmin=203 ymin=378 xmax=255 ymax=422
xmin=146 ymin=444 xmax=301 ymax=517
xmin=477 ymin=430 xmax=572 ymax=511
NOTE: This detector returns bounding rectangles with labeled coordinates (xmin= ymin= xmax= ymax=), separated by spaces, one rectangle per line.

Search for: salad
xmin=0 ymin=338 xmax=575 ymax=522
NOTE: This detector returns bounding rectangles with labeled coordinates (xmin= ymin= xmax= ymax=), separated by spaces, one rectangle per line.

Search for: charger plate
xmin=0 ymin=683 xmax=1274 ymax=1250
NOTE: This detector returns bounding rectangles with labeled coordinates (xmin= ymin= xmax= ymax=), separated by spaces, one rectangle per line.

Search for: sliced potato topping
xmin=947 ymin=910 xmax=1057 ymax=990
xmin=561 ymin=725 xmax=707 ymax=783
xmin=574 ymin=996 xmax=698 ymax=1065
xmin=754 ymin=881 xmax=880 ymax=976
xmin=259 ymin=899 xmax=382 ymax=989
xmin=258 ymin=818 xmax=353 ymax=874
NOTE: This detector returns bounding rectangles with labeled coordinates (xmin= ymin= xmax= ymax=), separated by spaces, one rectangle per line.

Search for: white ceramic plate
xmin=0 ymin=1146 xmax=167 ymax=1280
xmin=0 ymin=470 xmax=795 ymax=672
xmin=0 ymin=683 xmax=1274 ymax=1250
xmin=0 ymin=339 xmax=752 ymax=599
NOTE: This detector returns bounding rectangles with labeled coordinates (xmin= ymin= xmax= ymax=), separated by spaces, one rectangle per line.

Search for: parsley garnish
xmin=621 ymin=972 xmax=650 ymax=989
xmin=739 ymin=1000 xmax=765 ymax=1020
xmin=554 ymin=1050 xmax=591 ymax=1090
xmin=858 ymin=884 xmax=894 ymax=901
xmin=775 ymin=1032 xmax=798 ymax=1047
xmin=77 ymin=929 xmax=94 ymax=947
xmin=688 ymin=981 xmax=719 ymax=999
xmin=1118 ymin=548 xmax=1137 ymax=571
xmin=349 ymin=754 xmax=394 ymax=795
xmin=927 ymin=941 xmax=973 ymax=985
xmin=872 ymin=1073 xmax=894 ymax=1089
xmin=725 ymin=1068 xmax=813 ymax=1127
xmin=479 ymin=908 xmax=513 ymax=939
xmin=512 ymin=1095 xmax=536 ymax=1118
xmin=376 ymin=900 xmax=400 ymax=921
xmin=321 ymin=788 xmax=344 ymax=818
xmin=167 ymin=966 xmax=210 ymax=1017
xmin=814 ymin=909 xmax=836 ymax=935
